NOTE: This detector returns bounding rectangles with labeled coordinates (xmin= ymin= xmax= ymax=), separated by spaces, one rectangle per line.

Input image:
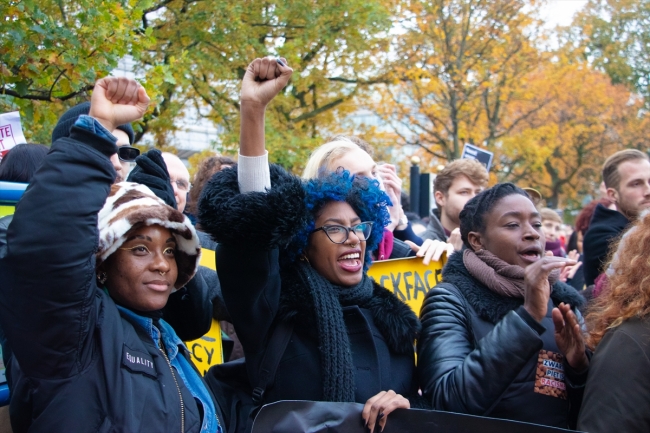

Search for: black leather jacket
xmin=418 ymin=252 xmax=588 ymax=429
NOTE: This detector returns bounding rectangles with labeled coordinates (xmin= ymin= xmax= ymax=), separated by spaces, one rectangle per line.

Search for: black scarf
xmin=281 ymin=260 xmax=374 ymax=402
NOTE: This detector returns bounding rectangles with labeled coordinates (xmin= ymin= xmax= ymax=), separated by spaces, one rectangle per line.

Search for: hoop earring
xmin=97 ymin=272 xmax=107 ymax=285
xmin=300 ymin=254 xmax=311 ymax=264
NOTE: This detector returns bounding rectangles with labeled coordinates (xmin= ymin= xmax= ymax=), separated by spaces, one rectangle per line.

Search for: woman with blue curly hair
xmin=198 ymin=58 xmax=422 ymax=433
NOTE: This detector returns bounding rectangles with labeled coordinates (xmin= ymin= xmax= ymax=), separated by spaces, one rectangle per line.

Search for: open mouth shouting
xmin=519 ymin=246 xmax=542 ymax=264
xmin=338 ymin=249 xmax=363 ymax=273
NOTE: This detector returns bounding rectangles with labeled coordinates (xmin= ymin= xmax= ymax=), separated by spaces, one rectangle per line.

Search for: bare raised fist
xmin=240 ymin=57 xmax=293 ymax=108
xmin=89 ymin=77 xmax=150 ymax=132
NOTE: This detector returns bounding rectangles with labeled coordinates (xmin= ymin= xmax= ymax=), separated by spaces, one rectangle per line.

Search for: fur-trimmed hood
xmin=442 ymin=251 xmax=585 ymax=324
xmin=277 ymin=266 xmax=421 ymax=355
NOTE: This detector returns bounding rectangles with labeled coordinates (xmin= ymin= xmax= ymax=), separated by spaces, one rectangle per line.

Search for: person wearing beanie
xmin=198 ymin=58 xmax=423 ymax=433
xmin=0 ymin=77 xmax=223 ymax=432
xmin=52 ymin=100 xmax=139 ymax=182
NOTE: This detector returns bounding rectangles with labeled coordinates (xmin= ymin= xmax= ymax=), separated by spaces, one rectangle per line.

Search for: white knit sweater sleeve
xmin=237 ymin=151 xmax=271 ymax=193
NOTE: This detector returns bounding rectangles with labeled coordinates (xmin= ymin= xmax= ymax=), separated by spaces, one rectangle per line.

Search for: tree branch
xmin=292 ymin=95 xmax=351 ymax=123
xmin=326 ymin=76 xmax=389 ymax=85
xmin=144 ymin=0 xmax=176 ymax=15
xmin=0 ymin=85 xmax=93 ymax=102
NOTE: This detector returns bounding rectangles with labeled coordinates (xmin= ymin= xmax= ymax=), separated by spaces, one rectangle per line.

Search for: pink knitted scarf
xmin=463 ymin=249 xmax=558 ymax=299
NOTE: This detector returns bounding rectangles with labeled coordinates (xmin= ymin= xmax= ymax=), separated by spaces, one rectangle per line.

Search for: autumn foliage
xmin=1 ymin=0 xmax=648 ymax=208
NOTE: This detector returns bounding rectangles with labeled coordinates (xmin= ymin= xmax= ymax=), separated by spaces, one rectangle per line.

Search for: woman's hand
xmin=559 ymin=250 xmax=582 ymax=282
xmin=362 ymin=390 xmax=409 ymax=433
xmin=559 ymin=261 xmax=582 ymax=282
xmin=553 ymin=302 xmax=589 ymax=371
xmin=89 ymin=77 xmax=150 ymax=132
xmin=377 ymin=164 xmax=402 ymax=232
xmin=523 ymin=255 xmax=576 ymax=322
xmin=407 ymin=239 xmax=454 ymax=265
xmin=240 ymin=57 xmax=292 ymax=108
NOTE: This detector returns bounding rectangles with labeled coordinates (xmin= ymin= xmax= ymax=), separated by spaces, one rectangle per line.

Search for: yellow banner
xmin=185 ymin=248 xmax=223 ymax=374
xmin=199 ymin=248 xmax=215 ymax=269
xmin=186 ymin=318 xmax=224 ymax=375
xmin=367 ymin=256 xmax=445 ymax=316
xmin=0 ymin=205 xmax=15 ymax=218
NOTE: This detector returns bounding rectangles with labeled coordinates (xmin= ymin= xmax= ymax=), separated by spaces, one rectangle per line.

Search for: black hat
xmin=51 ymin=101 xmax=135 ymax=144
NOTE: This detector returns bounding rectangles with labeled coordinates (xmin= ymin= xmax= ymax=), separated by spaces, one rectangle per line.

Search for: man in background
xmin=583 ymin=149 xmax=650 ymax=286
xmin=162 ymin=152 xmax=191 ymax=213
xmin=422 ymin=158 xmax=489 ymax=251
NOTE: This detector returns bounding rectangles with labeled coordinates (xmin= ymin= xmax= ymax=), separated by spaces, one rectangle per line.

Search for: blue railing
xmin=0 ymin=181 xmax=27 ymax=204
xmin=0 ymin=383 xmax=8 ymax=407
xmin=0 ymin=181 xmax=26 ymax=405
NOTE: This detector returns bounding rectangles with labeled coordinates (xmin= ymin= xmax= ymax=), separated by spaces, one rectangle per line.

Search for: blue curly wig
xmin=284 ymin=169 xmax=392 ymax=270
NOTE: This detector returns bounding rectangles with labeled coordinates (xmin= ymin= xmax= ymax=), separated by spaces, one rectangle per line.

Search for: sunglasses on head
xmin=118 ymin=146 xmax=140 ymax=162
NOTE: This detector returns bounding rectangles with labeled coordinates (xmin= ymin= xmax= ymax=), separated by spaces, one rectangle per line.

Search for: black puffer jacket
xmin=418 ymin=252 xmax=588 ymax=429
xmin=199 ymin=165 xmax=422 ymax=405
xmin=0 ymin=125 xmax=222 ymax=432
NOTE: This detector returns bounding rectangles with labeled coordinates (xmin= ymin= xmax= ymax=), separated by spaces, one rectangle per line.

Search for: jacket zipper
xmin=160 ymin=337 xmax=185 ymax=433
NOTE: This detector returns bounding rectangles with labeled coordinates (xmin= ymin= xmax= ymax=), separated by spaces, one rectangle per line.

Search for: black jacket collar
xmin=590 ymin=203 xmax=630 ymax=231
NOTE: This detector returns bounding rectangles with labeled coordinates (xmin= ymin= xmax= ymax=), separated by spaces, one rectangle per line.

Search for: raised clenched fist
xmin=240 ymin=57 xmax=293 ymax=108
xmin=89 ymin=77 xmax=150 ymax=132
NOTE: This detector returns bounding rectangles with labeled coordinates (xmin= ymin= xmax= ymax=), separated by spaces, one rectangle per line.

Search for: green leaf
xmin=15 ymin=80 xmax=28 ymax=97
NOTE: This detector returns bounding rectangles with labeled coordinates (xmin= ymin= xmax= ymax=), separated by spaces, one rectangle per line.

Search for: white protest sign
xmin=0 ymin=111 xmax=27 ymax=159
xmin=461 ymin=143 xmax=494 ymax=171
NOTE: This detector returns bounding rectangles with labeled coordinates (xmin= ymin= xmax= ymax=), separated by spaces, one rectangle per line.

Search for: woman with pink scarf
xmin=418 ymin=183 xmax=590 ymax=429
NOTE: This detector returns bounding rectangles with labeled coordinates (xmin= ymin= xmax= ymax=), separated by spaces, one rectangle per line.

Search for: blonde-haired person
xmin=302 ymin=139 xmax=359 ymax=180
xmin=303 ymin=138 xmax=454 ymax=263
xmin=578 ymin=209 xmax=650 ymax=432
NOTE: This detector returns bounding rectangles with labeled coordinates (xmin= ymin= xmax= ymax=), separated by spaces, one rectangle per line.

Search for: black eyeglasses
xmin=311 ymin=221 xmax=373 ymax=244
xmin=118 ymin=146 xmax=140 ymax=162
